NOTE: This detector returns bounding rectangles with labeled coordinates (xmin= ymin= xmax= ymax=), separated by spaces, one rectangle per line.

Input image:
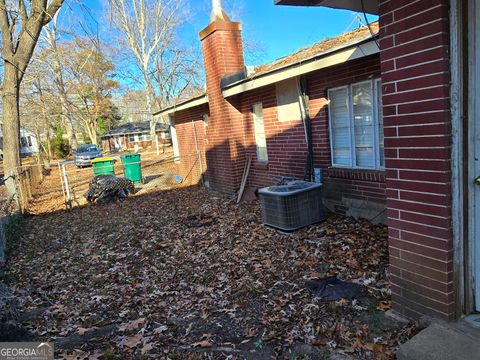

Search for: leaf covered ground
xmin=6 ymin=186 xmax=419 ymax=359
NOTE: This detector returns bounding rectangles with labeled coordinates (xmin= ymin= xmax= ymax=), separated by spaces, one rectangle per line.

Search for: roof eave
xmin=222 ymin=37 xmax=379 ymax=98
xmin=101 ymin=128 xmax=168 ymax=138
xmin=274 ymin=0 xmax=379 ymax=15
xmin=153 ymin=94 xmax=208 ymax=117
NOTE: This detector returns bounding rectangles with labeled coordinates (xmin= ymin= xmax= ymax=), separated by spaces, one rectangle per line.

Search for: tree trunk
xmin=145 ymin=78 xmax=158 ymax=151
xmin=2 ymin=63 xmax=22 ymax=202
xmin=85 ymin=119 xmax=98 ymax=145
xmin=62 ymin=114 xmax=77 ymax=151
xmin=54 ymin=65 xmax=78 ymax=150
xmin=44 ymin=112 xmax=52 ymax=160
xmin=37 ymin=84 xmax=53 ymax=160
xmin=46 ymin=19 xmax=78 ymax=151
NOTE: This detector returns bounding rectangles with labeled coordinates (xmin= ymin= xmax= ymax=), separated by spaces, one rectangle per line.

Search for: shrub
xmin=50 ymin=126 xmax=70 ymax=158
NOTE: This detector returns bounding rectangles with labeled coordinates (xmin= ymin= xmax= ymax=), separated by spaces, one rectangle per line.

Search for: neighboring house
xmin=19 ymin=129 xmax=39 ymax=156
xmin=154 ymin=0 xmax=478 ymax=324
xmin=0 ymin=128 xmax=39 ymax=158
xmin=100 ymin=121 xmax=171 ymax=152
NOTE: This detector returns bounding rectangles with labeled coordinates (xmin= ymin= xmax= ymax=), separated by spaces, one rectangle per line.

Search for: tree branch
xmin=0 ymin=0 xmax=14 ymax=57
xmin=18 ymin=0 xmax=27 ymax=23
xmin=43 ymin=0 xmax=65 ymax=25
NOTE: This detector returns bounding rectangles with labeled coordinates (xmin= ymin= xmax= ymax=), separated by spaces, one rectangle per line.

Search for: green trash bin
xmin=91 ymin=157 xmax=116 ymax=176
xmin=121 ymin=153 xmax=142 ymax=184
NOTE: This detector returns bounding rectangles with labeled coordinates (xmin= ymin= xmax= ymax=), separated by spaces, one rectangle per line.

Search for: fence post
xmin=192 ymin=121 xmax=204 ymax=185
xmin=25 ymin=168 xmax=32 ymax=201
xmin=57 ymin=163 xmax=67 ymax=209
xmin=14 ymin=168 xmax=26 ymax=213
xmin=61 ymin=163 xmax=72 ymax=209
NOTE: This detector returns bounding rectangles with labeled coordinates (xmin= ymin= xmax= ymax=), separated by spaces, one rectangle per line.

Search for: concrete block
xmin=397 ymin=322 xmax=480 ymax=360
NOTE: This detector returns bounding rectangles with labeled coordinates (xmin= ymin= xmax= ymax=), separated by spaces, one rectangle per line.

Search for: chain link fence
xmin=14 ymin=150 xmax=204 ymax=215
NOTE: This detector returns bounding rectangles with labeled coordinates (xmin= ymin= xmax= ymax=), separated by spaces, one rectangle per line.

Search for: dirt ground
xmin=25 ymin=151 xmax=182 ymax=215
xmin=3 ymin=186 xmax=420 ymax=359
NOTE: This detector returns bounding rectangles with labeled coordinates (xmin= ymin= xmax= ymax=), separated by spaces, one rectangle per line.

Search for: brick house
xmin=154 ymin=0 xmax=480 ymax=323
xmin=155 ymin=19 xmax=385 ymax=217
xmin=272 ymin=0 xmax=480 ymax=324
xmin=100 ymin=121 xmax=171 ymax=152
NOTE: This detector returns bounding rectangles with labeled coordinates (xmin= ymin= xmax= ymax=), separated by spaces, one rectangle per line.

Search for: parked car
xmin=74 ymin=144 xmax=103 ymax=167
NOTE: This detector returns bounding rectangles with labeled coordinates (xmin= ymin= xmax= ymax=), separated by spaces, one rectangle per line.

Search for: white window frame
xmin=374 ymin=78 xmax=384 ymax=169
xmin=328 ymin=79 xmax=384 ymax=170
xmin=252 ymin=102 xmax=268 ymax=162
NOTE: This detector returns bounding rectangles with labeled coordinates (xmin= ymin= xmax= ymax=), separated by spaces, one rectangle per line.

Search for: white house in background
xmin=0 ymin=128 xmax=39 ymax=159
xmin=19 ymin=129 xmax=39 ymax=156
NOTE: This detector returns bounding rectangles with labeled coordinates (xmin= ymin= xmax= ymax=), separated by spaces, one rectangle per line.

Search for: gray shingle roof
xmin=101 ymin=121 xmax=170 ymax=138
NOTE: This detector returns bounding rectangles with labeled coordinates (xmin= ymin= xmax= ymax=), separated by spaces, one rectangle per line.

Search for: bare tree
xmin=21 ymin=60 xmax=56 ymax=160
xmin=152 ymin=42 xmax=203 ymax=107
xmin=41 ymin=12 xmax=78 ymax=150
xmin=64 ymin=39 xmax=119 ymax=145
xmin=0 ymin=0 xmax=64 ymax=200
xmin=108 ymin=0 xmax=186 ymax=149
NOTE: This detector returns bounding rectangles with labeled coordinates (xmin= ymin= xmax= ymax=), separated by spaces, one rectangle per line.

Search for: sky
xmin=187 ymin=0 xmax=377 ymax=65
xmin=79 ymin=0 xmax=377 ymax=67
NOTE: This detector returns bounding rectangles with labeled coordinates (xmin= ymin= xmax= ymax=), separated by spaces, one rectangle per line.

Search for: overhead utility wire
xmin=361 ymin=0 xmax=380 ymax=49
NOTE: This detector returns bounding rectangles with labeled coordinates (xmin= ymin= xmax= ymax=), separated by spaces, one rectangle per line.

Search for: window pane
xmin=253 ymin=103 xmax=268 ymax=162
xmin=330 ymin=88 xmax=351 ymax=165
xmin=376 ymin=80 xmax=385 ymax=167
xmin=352 ymin=82 xmax=374 ymax=167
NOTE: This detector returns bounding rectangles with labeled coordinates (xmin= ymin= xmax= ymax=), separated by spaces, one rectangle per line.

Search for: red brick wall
xmin=170 ymin=104 xmax=209 ymax=185
xmin=379 ymin=0 xmax=454 ymax=320
xmin=235 ymin=55 xmax=385 ymax=215
xmin=200 ymin=19 xmax=247 ymax=193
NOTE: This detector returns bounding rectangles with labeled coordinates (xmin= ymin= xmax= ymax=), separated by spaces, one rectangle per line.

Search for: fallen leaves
xmin=377 ymin=301 xmax=392 ymax=312
xmin=77 ymin=327 xmax=96 ymax=336
xmin=191 ymin=340 xmax=212 ymax=348
xmin=6 ymin=186 xmax=420 ymax=358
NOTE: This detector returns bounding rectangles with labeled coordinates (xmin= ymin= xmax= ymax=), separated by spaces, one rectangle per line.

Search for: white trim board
xmin=154 ymin=95 xmax=208 ymax=117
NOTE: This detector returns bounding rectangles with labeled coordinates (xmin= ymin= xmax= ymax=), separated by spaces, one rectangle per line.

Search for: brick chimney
xmin=199 ymin=0 xmax=246 ymax=194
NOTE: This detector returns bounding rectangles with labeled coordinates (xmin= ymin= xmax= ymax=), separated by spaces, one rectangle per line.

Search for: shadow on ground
xmin=2 ymin=186 xmax=419 ymax=359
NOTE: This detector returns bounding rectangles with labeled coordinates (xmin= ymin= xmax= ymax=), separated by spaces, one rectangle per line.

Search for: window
xmin=142 ymin=133 xmax=151 ymax=141
xmin=252 ymin=103 xmax=268 ymax=162
xmin=328 ymin=79 xmax=384 ymax=169
xmin=203 ymin=114 xmax=209 ymax=126
xmin=276 ymin=78 xmax=301 ymax=122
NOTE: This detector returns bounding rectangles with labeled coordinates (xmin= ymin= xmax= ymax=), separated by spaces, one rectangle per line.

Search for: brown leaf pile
xmin=7 ymin=186 xmax=419 ymax=358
